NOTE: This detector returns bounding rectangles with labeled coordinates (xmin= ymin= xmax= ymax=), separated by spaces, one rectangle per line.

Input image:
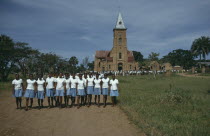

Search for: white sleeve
xmin=54 ymin=78 xmax=57 ymax=82
xmin=12 ymin=80 xmax=15 ymax=84
xmin=20 ymin=79 xmax=23 ymax=83
xmin=116 ymin=79 xmax=119 ymax=84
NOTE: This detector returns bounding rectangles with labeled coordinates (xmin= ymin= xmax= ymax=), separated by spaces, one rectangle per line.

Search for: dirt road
xmin=0 ymin=91 xmax=144 ymax=136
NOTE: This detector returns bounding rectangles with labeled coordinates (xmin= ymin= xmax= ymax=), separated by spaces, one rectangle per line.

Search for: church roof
xmin=95 ymin=50 xmax=110 ymax=59
xmin=115 ymin=12 xmax=126 ymax=29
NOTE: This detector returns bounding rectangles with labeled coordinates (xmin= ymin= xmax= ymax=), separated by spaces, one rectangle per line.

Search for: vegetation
xmin=191 ymin=36 xmax=210 ymax=64
xmin=118 ymin=75 xmax=210 ymax=136
xmin=0 ymin=35 xmax=93 ymax=81
xmin=161 ymin=49 xmax=196 ymax=70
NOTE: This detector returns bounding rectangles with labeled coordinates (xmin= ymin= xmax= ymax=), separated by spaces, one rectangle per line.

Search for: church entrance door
xmin=118 ymin=63 xmax=123 ymax=71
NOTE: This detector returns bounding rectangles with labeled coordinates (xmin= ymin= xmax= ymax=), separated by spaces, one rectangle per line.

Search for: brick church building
xmin=94 ymin=12 xmax=139 ymax=72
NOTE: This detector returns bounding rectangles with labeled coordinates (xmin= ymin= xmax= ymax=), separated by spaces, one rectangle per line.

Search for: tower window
xmin=109 ymin=65 xmax=111 ymax=69
xmin=119 ymin=53 xmax=122 ymax=59
xmin=130 ymin=65 xmax=132 ymax=69
xmin=99 ymin=62 xmax=101 ymax=67
xmin=118 ymin=38 xmax=122 ymax=45
xmin=119 ymin=21 xmax=122 ymax=25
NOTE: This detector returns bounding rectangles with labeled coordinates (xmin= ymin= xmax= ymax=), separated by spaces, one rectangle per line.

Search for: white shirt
xmin=87 ymin=77 xmax=94 ymax=86
xmin=65 ymin=78 xmax=71 ymax=89
xmin=36 ymin=79 xmax=45 ymax=91
xmin=70 ymin=78 xmax=78 ymax=88
xmin=83 ymin=78 xmax=87 ymax=87
xmin=110 ymin=79 xmax=119 ymax=90
xmin=55 ymin=77 xmax=66 ymax=90
xmin=26 ymin=79 xmax=36 ymax=90
xmin=12 ymin=79 xmax=23 ymax=90
xmin=94 ymin=79 xmax=101 ymax=88
xmin=102 ymin=78 xmax=109 ymax=88
xmin=46 ymin=77 xmax=55 ymax=89
xmin=77 ymin=79 xmax=85 ymax=89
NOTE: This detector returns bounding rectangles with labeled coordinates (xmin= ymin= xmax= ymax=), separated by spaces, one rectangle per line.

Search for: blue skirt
xmin=24 ymin=89 xmax=35 ymax=98
xmin=110 ymin=90 xmax=119 ymax=96
xmin=36 ymin=91 xmax=44 ymax=99
xmin=66 ymin=89 xmax=71 ymax=96
xmin=70 ymin=88 xmax=77 ymax=97
xmin=77 ymin=89 xmax=85 ymax=96
xmin=94 ymin=88 xmax=101 ymax=95
xmin=55 ymin=90 xmax=64 ymax=96
xmin=102 ymin=88 xmax=108 ymax=95
xmin=87 ymin=86 xmax=94 ymax=95
xmin=13 ymin=89 xmax=23 ymax=97
xmin=46 ymin=89 xmax=54 ymax=97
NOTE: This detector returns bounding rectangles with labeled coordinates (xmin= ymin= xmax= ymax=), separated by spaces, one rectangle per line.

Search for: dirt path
xmin=177 ymin=73 xmax=210 ymax=78
xmin=0 ymin=91 xmax=144 ymax=136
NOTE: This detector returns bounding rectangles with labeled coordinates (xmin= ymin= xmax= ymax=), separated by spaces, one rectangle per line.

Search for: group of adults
xmin=12 ymin=73 xmax=119 ymax=111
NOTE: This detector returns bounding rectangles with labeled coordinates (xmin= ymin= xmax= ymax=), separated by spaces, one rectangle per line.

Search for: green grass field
xmin=118 ymin=74 xmax=210 ymax=136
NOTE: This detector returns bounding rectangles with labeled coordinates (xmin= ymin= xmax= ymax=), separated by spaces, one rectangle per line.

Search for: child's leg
xmin=30 ymin=98 xmax=33 ymax=108
xmin=59 ymin=96 xmax=62 ymax=108
xmin=77 ymin=96 xmax=80 ymax=108
xmin=15 ymin=97 xmax=19 ymax=109
xmin=41 ymin=99 xmax=43 ymax=107
xmin=94 ymin=95 xmax=97 ymax=104
xmin=48 ymin=97 xmax=50 ymax=107
xmin=51 ymin=97 xmax=54 ymax=106
xmin=111 ymin=97 xmax=114 ymax=106
xmin=97 ymin=95 xmax=100 ymax=107
xmin=25 ymin=98 xmax=29 ymax=110
xmin=19 ymin=97 xmax=22 ymax=108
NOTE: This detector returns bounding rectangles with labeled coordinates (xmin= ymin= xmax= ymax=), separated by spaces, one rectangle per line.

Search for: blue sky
xmin=1 ymin=0 xmax=210 ymax=62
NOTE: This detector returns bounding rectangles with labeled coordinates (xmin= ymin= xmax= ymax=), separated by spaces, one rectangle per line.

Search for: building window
xmin=118 ymin=38 xmax=122 ymax=45
xmin=130 ymin=65 xmax=132 ymax=69
xmin=99 ymin=62 xmax=100 ymax=67
xmin=119 ymin=53 xmax=122 ymax=59
xmin=109 ymin=65 xmax=111 ymax=69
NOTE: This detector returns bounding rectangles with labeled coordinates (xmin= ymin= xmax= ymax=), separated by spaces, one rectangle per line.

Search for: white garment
xmin=26 ymin=79 xmax=36 ymax=90
xmin=55 ymin=77 xmax=66 ymax=90
xmin=70 ymin=78 xmax=78 ymax=88
xmin=65 ymin=78 xmax=71 ymax=89
xmin=83 ymin=78 xmax=87 ymax=87
xmin=12 ymin=79 xmax=23 ymax=90
xmin=87 ymin=77 xmax=94 ymax=86
xmin=77 ymin=79 xmax=85 ymax=89
xmin=110 ymin=79 xmax=119 ymax=90
xmin=94 ymin=79 xmax=101 ymax=88
xmin=46 ymin=77 xmax=55 ymax=89
xmin=102 ymin=78 xmax=109 ymax=88
xmin=36 ymin=79 xmax=45 ymax=91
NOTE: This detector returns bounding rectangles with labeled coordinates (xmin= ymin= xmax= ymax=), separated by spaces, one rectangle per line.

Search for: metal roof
xmin=115 ymin=12 xmax=126 ymax=29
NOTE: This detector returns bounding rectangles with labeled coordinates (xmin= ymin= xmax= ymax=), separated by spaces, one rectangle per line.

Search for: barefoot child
xmin=101 ymin=74 xmax=109 ymax=108
xmin=109 ymin=75 xmax=119 ymax=107
xmin=86 ymin=73 xmax=94 ymax=107
xmin=24 ymin=74 xmax=36 ymax=111
xmin=76 ymin=74 xmax=86 ymax=109
xmin=93 ymin=74 xmax=101 ymax=107
xmin=46 ymin=73 xmax=55 ymax=108
xmin=12 ymin=73 xmax=24 ymax=109
xmin=54 ymin=73 xmax=66 ymax=109
xmin=36 ymin=74 xmax=45 ymax=109
xmin=70 ymin=73 xmax=78 ymax=107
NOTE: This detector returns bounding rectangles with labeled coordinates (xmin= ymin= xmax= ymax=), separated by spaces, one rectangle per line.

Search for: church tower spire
xmin=115 ymin=12 xmax=126 ymax=29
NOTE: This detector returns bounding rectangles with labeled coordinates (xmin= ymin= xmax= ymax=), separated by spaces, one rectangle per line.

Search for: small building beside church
xmin=94 ymin=13 xmax=138 ymax=72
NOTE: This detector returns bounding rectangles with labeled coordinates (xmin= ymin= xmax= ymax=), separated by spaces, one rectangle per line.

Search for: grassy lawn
xmin=118 ymin=74 xmax=210 ymax=136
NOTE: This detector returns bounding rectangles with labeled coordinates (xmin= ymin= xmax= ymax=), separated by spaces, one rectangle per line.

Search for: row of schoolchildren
xmin=12 ymin=73 xmax=119 ymax=111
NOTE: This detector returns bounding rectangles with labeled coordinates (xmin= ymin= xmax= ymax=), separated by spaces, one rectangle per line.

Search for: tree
xmin=132 ymin=51 xmax=144 ymax=62
xmin=162 ymin=49 xmax=195 ymax=70
xmin=87 ymin=61 xmax=94 ymax=71
xmin=82 ymin=56 xmax=89 ymax=69
xmin=191 ymin=36 xmax=210 ymax=67
xmin=148 ymin=52 xmax=159 ymax=61
xmin=0 ymin=35 xmax=16 ymax=81
xmin=69 ymin=56 xmax=78 ymax=73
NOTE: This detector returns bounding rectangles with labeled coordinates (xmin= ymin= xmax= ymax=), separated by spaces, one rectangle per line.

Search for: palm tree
xmin=191 ymin=36 xmax=210 ymax=68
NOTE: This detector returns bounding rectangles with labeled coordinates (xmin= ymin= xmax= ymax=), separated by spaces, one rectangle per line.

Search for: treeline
xmin=132 ymin=36 xmax=210 ymax=70
xmin=0 ymin=35 xmax=94 ymax=81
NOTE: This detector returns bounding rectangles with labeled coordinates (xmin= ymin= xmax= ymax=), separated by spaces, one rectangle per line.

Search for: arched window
xmin=99 ymin=62 xmax=100 ymax=67
xmin=119 ymin=53 xmax=122 ymax=59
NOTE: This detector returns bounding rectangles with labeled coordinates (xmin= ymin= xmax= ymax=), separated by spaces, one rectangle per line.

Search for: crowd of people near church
xmin=12 ymin=72 xmax=119 ymax=111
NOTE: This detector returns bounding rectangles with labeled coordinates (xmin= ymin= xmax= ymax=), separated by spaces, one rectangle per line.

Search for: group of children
xmin=12 ymin=73 xmax=119 ymax=111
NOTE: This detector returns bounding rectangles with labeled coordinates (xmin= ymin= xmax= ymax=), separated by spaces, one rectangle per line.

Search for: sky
xmin=1 ymin=0 xmax=210 ymax=62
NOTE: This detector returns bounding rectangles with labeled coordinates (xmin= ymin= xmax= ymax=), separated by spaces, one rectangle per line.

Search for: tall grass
xmin=118 ymin=74 xmax=210 ymax=136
